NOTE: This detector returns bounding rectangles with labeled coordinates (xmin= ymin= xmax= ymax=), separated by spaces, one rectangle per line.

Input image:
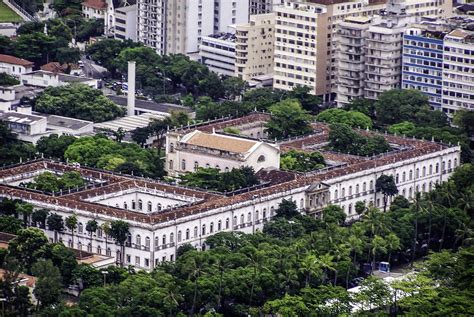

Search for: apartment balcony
xmin=365 ymin=60 xmax=400 ymax=68
xmin=337 ymin=30 xmax=363 ymax=39
xmin=365 ymin=68 xmax=398 ymax=76
xmin=338 ymin=71 xmax=363 ymax=80
xmin=338 ymin=38 xmax=364 ymax=47
xmin=338 ymin=62 xmax=365 ymax=72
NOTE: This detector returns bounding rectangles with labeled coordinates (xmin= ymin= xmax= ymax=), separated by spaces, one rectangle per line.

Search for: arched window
xmin=78 ymin=223 xmax=83 ymax=234
xmin=300 ymin=198 xmax=304 ymax=209
xmin=349 ymin=186 xmax=352 ymax=196
xmin=124 ymin=202 xmax=128 ymax=209
xmin=145 ymin=236 xmax=150 ymax=248
xmin=396 ymin=173 xmax=399 ymax=183
xmin=170 ymin=232 xmax=174 ymax=243
xmin=257 ymin=155 xmax=266 ymax=162
xmin=224 ymin=167 xmax=229 ymax=172
xmin=194 ymin=161 xmax=199 ymax=171
xmin=429 ymin=164 xmax=433 ymax=175
xmin=87 ymin=243 xmax=92 ymax=252
xmin=348 ymin=204 xmax=352 ymax=215
xmin=356 ymin=184 xmax=359 ymax=194
xmin=162 ymin=234 xmax=166 ymax=245
xmin=106 ymin=248 xmax=111 ymax=256
xmin=429 ymin=182 xmax=433 ymax=191
xmin=97 ymin=245 xmax=102 ymax=254
xmin=342 ymin=188 xmax=345 ymax=197
xmin=263 ymin=209 xmax=267 ymax=219
xmin=422 ymin=166 xmax=426 ymax=177
xmin=225 ymin=218 xmax=230 ymax=229
xmin=448 ymin=160 xmax=452 ymax=170
xmin=147 ymin=201 xmax=152 ymax=212
xmin=181 ymin=159 xmax=186 ymax=170
xmin=218 ymin=220 xmax=222 ymax=231
xmin=132 ymin=200 xmax=136 ymax=209
xmin=370 ymin=180 xmax=374 ymax=190
xmin=402 ymin=172 xmax=406 ymax=182
xmin=194 ymin=226 xmax=198 ymax=237
xmin=202 ymin=224 xmax=206 ymax=236
xmin=186 ymin=229 xmax=190 ymax=240
xmin=442 ymin=161 xmax=445 ymax=171
xmin=409 ymin=187 xmax=413 ymax=198
xmin=240 ymin=214 xmax=244 ymax=224
xmin=154 ymin=236 xmax=159 ymax=249
xmin=169 ymin=160 xmax=173 ymax=170
xmin=215 ymin=165 xmax=220 ymax=170
xmin=454 ymin=158 xmax=458 ymax=167
xmin=78 ymin=241 xmax=82 ymax=250
xmin=233 ymin=216 xmax=237 ymax=226
xmin=205 ymin=163 xmax=210 ymax=168
xmin=157 ymin=203 xmax=162 ymax=211
xmin=270 ymin=206 xmax=275 ymax=215
xmin=138 ymin=199 xmax=143 ymax=210
xmin=247 ymin=212 xmax=252 ymax=222
xmin=402 ymin=188 xmax=406 ymax=196
xmin=97 ymin=228 xmax=102 ymax=238
xmin=136 ymin=235 xmax=141 ymax=246
xmin=409 ymin=170 xmax=413 ymax=180
xmin=177 ymin=231 xmax=182 ymax=242
xmin=422 ymin=183 xmax=426 ymax=192
xmin=255 ymin=210 xmax=259 ymax=220
xmin=334 ymin=189 xmax=338 ymax=199
xmin=416 ymin=185 xmax=419 ymax=192
xmin=436 ymin=163 xmax=439 ymax=173
xmin=210 ymin=222 xmax=214 ymax=233
xmin=416 ymin=168 xmax=419 ymax=178
xmin=363 ymin=182 xmax=367 ymax=192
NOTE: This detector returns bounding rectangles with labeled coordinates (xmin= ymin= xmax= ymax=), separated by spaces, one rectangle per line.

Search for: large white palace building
xmin=0 ymin=113 xmax=460 ymax=270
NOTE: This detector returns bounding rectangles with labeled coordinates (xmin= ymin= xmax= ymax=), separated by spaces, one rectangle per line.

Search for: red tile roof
xmin=82 ymin=0 xmax=107 ymax=9
xmin=0 ymin=54 xmax=34 ymax=67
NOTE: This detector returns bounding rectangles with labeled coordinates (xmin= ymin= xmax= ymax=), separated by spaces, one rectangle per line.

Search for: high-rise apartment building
xmin=273 ymin=0 xmax=452 ymax=100
xmin=402 ymin=24 xmax=445 ymax=109
xmin=441 ymin=29 xmax=474 ymax=115
xmin=335 ymin=16 xmax=371 ymax=106
xmin=250 ymin=0 xmax=283 ymax=15
xmin=138 ymin=0 xmax=249 ymax=55
xmin=199 ymin=33 xmax=237 ymax=77
xmin=235 ymin=13 xmax=276 ymax=81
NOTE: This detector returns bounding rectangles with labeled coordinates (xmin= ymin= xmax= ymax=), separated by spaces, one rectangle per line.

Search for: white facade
xmin=213 ymin=0 xmax=249 ymax=33
xmin=166 ymin=130 xmax=280 ymax=176
xmin=20 ymin=71 xmax=99 ymax=88
xmin=114 ymin=4 xmax=137 ymax=41
xmin=0 ymin=56 xmax=33 ymax=77
xmin=441 ymin=29 xmax=474 ymax=115
xmin=250 ymin=0 xmax=283 ymax=15
xmin=81 ymin=0 xmax=107 ymax=20
xmin=199 ymin=33 xmax=237 ymax=77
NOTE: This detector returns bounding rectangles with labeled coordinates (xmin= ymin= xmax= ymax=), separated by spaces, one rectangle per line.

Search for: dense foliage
xmin=280 ymin=150 xmax=325 ymax=172
xmin=180 ymin=167 xmax=259 ymax=192
xmin=328 ymin=123 xmax=391 ymax=156
xmin=64 ymin=134 xmax=165 ymax=178
xmin=34 ymin=84 xmax=125 ymax=123
xmin=25 ymin=171 xmax=85 ymax=193
xmin=316 ymin=108 xmax=373 ymax=129
xmin=265 ymin=99 xmax=313 ymax=139
xmin=0 ymin=122 xmax=36 ymax=166
xmin=0 ymin=73 xmax=20 ymax=86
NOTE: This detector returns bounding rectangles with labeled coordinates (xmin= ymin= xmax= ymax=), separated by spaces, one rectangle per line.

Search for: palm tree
xmin=101 ymin=221 xmax=111 ymax=254
xmin=299 ymin=253 xmax=321 ymax=287
xmin=213 ymin=254 xmax=229 ymax=310
xmin=188 ymin=253 xmax=206 ymax=315
xmin=109 ymin=220 xmax=130 ymax=266
xmin=385 ymin=233 xmax=401 ymax=264
xmin=16 ymin=202 xmax=33 ymax=227
xmin=65 ymin=214 xmax=78 ymax=247
xmin=86 ymin=219 xmax=99 ymax=251
xmin=411 ymin=193 xmax=425 ymax=266
xmin=316 ymin=253 xmax=335 ymax=285
xmin=47 ymin=213 xmax=64 ymax=243
xmin=371 ymin=235 xmax=387 ymax=271
xmin=454 ymin=221 xmax=474 ymax=247
xmin=332 ymin=243 xmax=350 ymax=286
xmin=346 ymin=233 xmax=363 ymax=288
xmin=248 ymin=250 xmax=266 ymax=309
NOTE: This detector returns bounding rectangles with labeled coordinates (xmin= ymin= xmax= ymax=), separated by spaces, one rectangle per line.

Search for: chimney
xmin=127 ymin=61 xmax=136 ymax=117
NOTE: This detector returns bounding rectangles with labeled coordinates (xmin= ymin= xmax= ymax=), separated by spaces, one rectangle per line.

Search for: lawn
xmin=0 ymin=2 xmax=22 ymax=23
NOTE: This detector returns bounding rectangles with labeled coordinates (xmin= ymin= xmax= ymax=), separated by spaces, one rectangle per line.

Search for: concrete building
xmin=402 ymin=23 xmax=445 ymax=110
xmin=441 ymin=28 xmax=474 ymax=115
xmin=165 ymin=129 xmax=281 ymax=176
xmin=20 ymin=71 xmax=100 ymax=89
xmin=334 ymin=16 xmax=371 ymax=106
xmin=250 ymin=0 xmax=283 ymax=15
xmin=235 ymin=13 xmax=276 ymax=82
xmin=273 ymin=0 xmax=452 ymax=100
xmin=0 ymin=113 xmax=460 ymax=269
xmin=0 ymin=54 xmax=34 ymax=77
xmin=114 ymin=4 xmax=137 ymax=41
xmin=138 ymin=0 xmax=249 ymax=55
xmin=199 ymin=33 xmax=237 ymax=77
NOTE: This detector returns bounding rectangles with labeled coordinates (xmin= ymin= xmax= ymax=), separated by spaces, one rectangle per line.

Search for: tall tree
xmin=375 ymin=175 xmax=398 ymax=212
xmin=86 ymin=219 xmax=98 ymax=250
xmin=110 ymin=220 xmax=130 ymax=266
xmin=47 ymin=213 xmax=64 ymax=243
xmin=8 ymin=228 xmax=48 ymax=271
xmin=32 ymin=259 xmax=62 ymax=309
xmin=15 ymin=202 xmax=33 ymax=227
xmin=65 ymin=214 xmax=78 ymax=248
xmin=265 ymin=99 xmax=313 ymax=139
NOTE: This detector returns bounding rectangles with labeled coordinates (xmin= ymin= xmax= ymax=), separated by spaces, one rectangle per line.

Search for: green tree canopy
xmin=35 ymin=84 xmax=125 ymax=122
xmin=280 ymin=150 xmax=325 ymax=172
xmin=316 ymin=108 xmax=373 ymax=128
xmin=265 ymin=99 xmax=313 ymax=139
xmin=36 ymin=134 xmax=76 ymax=160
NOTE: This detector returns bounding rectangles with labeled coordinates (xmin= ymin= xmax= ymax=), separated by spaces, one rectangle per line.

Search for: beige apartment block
xmin=273 ymin=0 xmax=452 ymax=99
xmin=235 ymin=13 xmax=276 ymax=82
